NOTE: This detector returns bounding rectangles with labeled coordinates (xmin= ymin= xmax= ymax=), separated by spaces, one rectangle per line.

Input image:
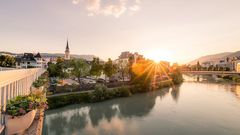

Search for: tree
xmin=47 ymin=57 xmax=68 ymax=78
xmin=117 ymin=59 xmax=129 ymax=82
xmin=130 ymin=59 xmax=154 ymax=87
xmin=90 ymin=58 xmax=103 ymax=78
xmin=0 ymin=55 xmax=16 ymax=67
xmin=47 ymin=63 xmax=58 ymax=77
xmin=70 ymin=59 xmax=90 ymax=88
xmin=103 ymin=58 xmax=117 ymax=82
xmin=196 ymin=61 xmax=201 ymax=71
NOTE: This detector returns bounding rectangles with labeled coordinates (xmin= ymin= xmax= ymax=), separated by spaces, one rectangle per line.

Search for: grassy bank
xmin=47 ymin=80 xmax=175 ymax=109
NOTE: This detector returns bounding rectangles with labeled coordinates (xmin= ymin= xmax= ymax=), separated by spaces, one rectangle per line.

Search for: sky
xmin=1 ymin=0 xmax=240 ymax=63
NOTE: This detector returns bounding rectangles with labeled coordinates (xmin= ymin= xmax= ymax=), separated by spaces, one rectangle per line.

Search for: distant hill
xmin=0 ymin=51 xmax=100 ymax=61
xmin=40 ymin=53 xmax=98 ymax=61
xmin=189 ymin=51 xmax=240 ymax=65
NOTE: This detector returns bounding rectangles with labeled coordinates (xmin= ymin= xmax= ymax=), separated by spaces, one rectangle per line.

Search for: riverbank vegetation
xmin=47 ymin=57 xmax=183 ymax=109
xmin=32 ymin=72 xmax=49 ymax=89
xmin=47 ymin=80 xmax=174 ymax=109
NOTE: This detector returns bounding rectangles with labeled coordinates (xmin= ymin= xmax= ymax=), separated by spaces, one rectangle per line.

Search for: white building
xmin=16 ymin=53 xmax=45 ymax=68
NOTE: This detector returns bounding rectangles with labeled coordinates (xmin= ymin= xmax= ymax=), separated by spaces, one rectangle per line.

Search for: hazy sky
xmin=1 ymin=0 xmax=240 ymax=63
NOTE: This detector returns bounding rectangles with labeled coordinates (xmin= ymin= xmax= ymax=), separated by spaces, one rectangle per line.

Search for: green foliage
xmin=170 ymin=67 xmax=183 ymax=84
xmin=48 ymin=80 xmax=174 ymax=109
xmin=157 ymin=80 xmax=173 ymax=88
xmin=6 ymin=93 xmax=48 ymax=117
xmin=130 ymin=59 xmax=153 ymax=88
xmin=48 ymin=86 xmax=132 ymax=109
xmin=116 ymin=87 xmax=132 ymax=97
xmin=47 ymin=93 xmax=91 ymax=109
xmin=103 ymin=58 xmax=117 ymax=78
xmin=89 ymin=84 xmax=108 ymax=102
xmin=117 ymin=60 xmax=130 ymax=81
xmin=0 ymin=55 xmax=16 ymax=67
xmin=32 ymin=76 xmax=47 ymax=88
xmin=70 ymin=59 xmax=90 ymax=85
xmin=47 ymin=58 xmax=69 ymax=78
xmin=90 ymin=58 xmax=103 ymax=77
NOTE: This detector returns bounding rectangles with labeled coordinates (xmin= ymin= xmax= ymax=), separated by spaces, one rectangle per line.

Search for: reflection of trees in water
xmin=171 ymin=85 xmax=181 ymax=102
xmin=44 ymin=112 xmax=88 ymax=135
xmin=117 ymin=92 xmax=157 ymax=118
xmin=87 ymin=91 xmax=157 ymax=127
xmin=48 ymin=114 xmax=68 ymax=135
xmin=44 ymin=88 xmax=174 ymax=134
xmin=183 ymin=74 xmax=216 ymax=82
xmin=43 ymin=106 xmax=88 ymax=135
xmin=88 ymin=102 xmax=118 ymax=127
xmin=68 ymin=112 xmax=88 ymax=132
xmin=159 ymin=88 xmax=170 ymax=99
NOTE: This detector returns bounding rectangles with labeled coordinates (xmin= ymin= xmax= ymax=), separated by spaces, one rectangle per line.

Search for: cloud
xmin=72 ymin=0 xmax=141 ymax=17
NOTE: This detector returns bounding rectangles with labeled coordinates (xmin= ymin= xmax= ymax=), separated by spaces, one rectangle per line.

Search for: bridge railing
xmin=0 ymin=67 xmax=16 ymax=71
xmin=0 ymin=68 xmax=46 ymax=134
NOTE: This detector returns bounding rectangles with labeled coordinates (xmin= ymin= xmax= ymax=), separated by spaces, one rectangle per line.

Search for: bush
xmin=158 ymin=80 xmax=173 ymax=88
xmin=47 ymin=92 xmax=90 ymax=109
xmin=33 ymin=76 xmax=47 ymax=88
xmin=6 ymin=93 xmax=48 ymax=117
xmin=88 ymin=84 xmax=107 ymax=102
xmin=170 ymin=69 xmax=183 ymax=84
xmin=117 ymin=87 xmax=132 ymax=97
xmin=47 ymin=81 xmax=177 ymax=109
xmin=222 ymin=75 xmax=232 ymax=80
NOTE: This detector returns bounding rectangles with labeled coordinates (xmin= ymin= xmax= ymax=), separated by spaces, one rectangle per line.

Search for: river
xmin=42 ymin=75 xmax=240 ymax=135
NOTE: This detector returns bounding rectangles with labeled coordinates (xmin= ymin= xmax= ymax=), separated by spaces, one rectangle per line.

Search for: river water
xmin=43 ymin=75 xmax=240 ymax=135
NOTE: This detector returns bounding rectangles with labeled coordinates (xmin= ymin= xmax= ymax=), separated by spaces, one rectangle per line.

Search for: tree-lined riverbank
xmin=47 ymin=80 xmax=175 ymax=109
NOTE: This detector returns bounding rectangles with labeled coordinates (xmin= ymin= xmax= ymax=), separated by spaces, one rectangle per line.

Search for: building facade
xmin=16 ymin=53 xmax=45 ymax=68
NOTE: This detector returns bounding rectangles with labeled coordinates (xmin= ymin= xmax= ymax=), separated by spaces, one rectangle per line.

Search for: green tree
xmin=0 ymin=55 xmax=16 ymax=67
xmin=90 ymin=58 xmax=103 ymax=78
xmin=47 ymin=63 xmax=58 ymax=77
xmin=103 ymin=58 xmax=117 ymax=82
xmin=47 ymin=57 xmax=68 ymax=78
xmin=130 ymin=59 xmax=153 ymax=89
xmin=196 ymin=61 xmax=201 ymax=71
xmin=70 ymin=59 xmax=90 ymax=88
xmin=117 ymin=60 xmax=129 ymax=82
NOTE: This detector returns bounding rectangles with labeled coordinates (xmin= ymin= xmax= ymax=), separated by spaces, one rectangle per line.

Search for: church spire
xmin=65 ymin=38 xmax=70 ymax=60
xmin=66 ymin=38 xmax=69 ymax=50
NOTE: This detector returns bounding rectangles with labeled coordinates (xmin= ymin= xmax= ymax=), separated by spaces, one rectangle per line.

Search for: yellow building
xmin=235 ymin=61 xmax=240 ymax=72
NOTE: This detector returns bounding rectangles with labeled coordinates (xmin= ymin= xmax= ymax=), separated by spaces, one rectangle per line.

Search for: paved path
xmin=47 ymin=90 xmax=94 ymax=98
xmin=47 ymin=85 xmax=133 ymax=98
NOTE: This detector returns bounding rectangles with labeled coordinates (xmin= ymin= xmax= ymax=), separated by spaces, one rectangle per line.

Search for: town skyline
xmin=1 ymin=0 xmax=240 ymax=63
xmin=1 ymin=42 xmax=240 ymax=64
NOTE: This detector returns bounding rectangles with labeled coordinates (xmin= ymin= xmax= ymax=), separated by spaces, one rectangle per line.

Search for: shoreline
xmin=47 ymin=80 xmax=179 ymax=110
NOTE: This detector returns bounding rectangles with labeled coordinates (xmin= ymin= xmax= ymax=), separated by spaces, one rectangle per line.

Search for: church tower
xmin=64 ymin=39 xmax=70 ymax=60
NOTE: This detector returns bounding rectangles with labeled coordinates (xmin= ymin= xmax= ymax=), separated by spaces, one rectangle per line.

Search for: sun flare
xmin=145 ymin=50 xmax=174 ymax=63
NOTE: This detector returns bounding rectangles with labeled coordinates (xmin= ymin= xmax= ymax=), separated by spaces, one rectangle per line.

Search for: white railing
xmin=0 ymin=68 xmax=45 ymax=107
xmin=0 ymin=67 xmax=16 ymax=71
xmin=0 ymin=68 xmax=46 ymax=134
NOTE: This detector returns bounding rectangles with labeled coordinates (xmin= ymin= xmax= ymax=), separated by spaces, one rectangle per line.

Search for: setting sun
xmin=145 ymin=50 xmax=174 ymax=63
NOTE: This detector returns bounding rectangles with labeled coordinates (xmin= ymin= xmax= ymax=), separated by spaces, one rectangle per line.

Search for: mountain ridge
xmin=189 ymin=51 xmax=240 ymax=65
